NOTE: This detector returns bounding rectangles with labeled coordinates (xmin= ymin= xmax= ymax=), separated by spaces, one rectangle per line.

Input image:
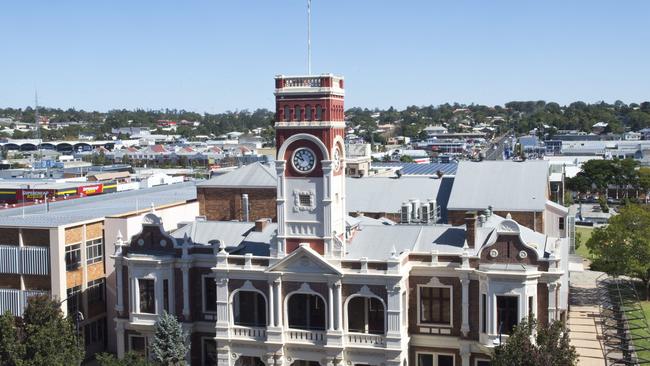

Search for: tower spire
xmin=307 ymin=0 xmax=311 ymax=75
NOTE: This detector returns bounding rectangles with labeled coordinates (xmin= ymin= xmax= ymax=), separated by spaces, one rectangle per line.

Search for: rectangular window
xmin=305 ymin=105 xmax=312 ymax=120
xmin=163 ymin=279 xmax=169 ymax=313
xmin=497 ymin=296 xmax=518 ymax=334
xmin=138 ymin=279 xmax=155 ymax=314
xmin=65 ymin=244 xmax=82 ymax=270
xmin=84 ymin=317 xmax=106 ymax=346
xmin=204 ymin=277 xmax=216 ymax=313
xmin=420 ymin=287 xmax=451 ymax=325
xmin=87 ymin=278 xmax=105 ymax=305
xmin=202 ymin=338 xmax=217 ymax=366
xmin=299 ymin=194 xmax=312 ymax=207
xmin=86 ymin=238 xmax=103 ymax=264
xmin=559 ymin=217 xmax=565 ymax=230
xmin=284 ymin=106 xmax=291 ymax=122
xmin=66 ymin=285 xmax=82 ymax=316
xmin=417 ymin=354 xmax=455 ymax=366
xmin=481 ymin=294 xmax=487 ymax=333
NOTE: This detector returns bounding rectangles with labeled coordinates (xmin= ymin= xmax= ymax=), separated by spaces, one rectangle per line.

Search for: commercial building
xmin=0 ymin=183 xmax=198 ymax=357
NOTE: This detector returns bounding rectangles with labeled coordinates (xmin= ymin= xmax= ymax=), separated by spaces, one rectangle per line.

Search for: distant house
xmin=592 ymin=122 xmax=609 ymax=134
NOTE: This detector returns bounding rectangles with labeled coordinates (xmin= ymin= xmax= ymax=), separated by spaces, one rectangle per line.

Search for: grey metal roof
xmin=197 ymin=162 xmax=276 ymax=188
xmin=447 ymin=160 xmax=549 ymax=212
xmin=371 ymin=162 xmax=458 ymax=176
xmin=346 ymin=176 xmax=453 ymax=221
xmin=171 ymin=221 xmax=255 ymax=247
xmin=0 ymin=183 xmax=197 ymax=228
xmin=346 ymin=225 xmax=465 ymax=260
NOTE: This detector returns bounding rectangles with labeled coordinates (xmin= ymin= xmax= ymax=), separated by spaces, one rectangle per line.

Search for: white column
xmin=334 ymin=281 xmax=342 ymax=331
xmin=268 ymin=280 xmax=275 ymax=327
xmin=328 ymin=283 xmax=334 ymax=330
xmin=460 ymin=276 xmax=470 ymax=337
xmin=548 ymin=282 xmax=558 ymax=322
xmin=215 ymin=277 xmax=230 ymax=338
xmin=115 ymin=321 xmax=125 ymax=358
xmin=181 ymin=265 xmax=190 ymax=319
xmin=115 ymin=258 xmax=124 ymax=312
xmin=274 ymin=279 xmax=282 ymax=327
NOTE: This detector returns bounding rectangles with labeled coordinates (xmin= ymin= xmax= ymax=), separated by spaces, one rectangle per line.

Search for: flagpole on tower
xmin=307 ymin=0 xmax=312 ymax=75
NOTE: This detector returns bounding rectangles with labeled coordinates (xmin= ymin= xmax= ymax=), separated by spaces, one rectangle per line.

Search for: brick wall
xmin=23 ymin=275 xmax=51 ymax=290
xmin=408 ymin=276 xmax=462 ymax=337
xmin=537 ymin=283 xmax=549 ymax=326
xmin=198 ymin=187 xmax=276 ymax=222
xmin=87 ymin=262 xmax=105 ymax=281
xmin=65 ymin=226 xmax=83 ymax=244
xmin=0 ymin=275 xmax=20 ymax=289
xmin=85 ymin=222 xmax=103 ymax=239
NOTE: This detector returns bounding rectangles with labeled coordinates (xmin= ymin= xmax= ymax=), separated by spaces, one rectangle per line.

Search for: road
xmin=484 ymin=131 xmax=512 ymax=160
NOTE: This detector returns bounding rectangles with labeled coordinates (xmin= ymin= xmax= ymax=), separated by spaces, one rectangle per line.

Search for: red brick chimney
xmin=465 ymin=211 xmax=477 ymax=249
xmin=255 ymin=218 xmax=270 ymax=232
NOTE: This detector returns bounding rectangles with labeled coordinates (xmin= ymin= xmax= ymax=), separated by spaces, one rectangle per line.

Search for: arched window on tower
xmin=305 ymin=104 xmax=312 ymax=120
xmin=315 ymin=105 xmax=322 ymax=120
xmin=284 ymin=105 xmax=290 ymax=122
xmin=295 ymin=105 xmax=302 ymax=122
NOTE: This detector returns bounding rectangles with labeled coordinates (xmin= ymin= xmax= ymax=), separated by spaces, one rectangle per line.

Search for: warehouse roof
xmin=447 ymin=161 xmax=548 ymax=212
xmin=0 ymin=182 xmax=196 ymax=228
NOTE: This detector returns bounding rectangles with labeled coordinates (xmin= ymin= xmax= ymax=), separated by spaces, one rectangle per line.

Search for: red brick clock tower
xmin=273 ymin=74 xmax=346 ymax=258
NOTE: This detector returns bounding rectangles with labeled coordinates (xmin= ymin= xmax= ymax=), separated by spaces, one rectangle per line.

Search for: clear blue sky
xmin=1 ymin=0 xmax=649 ymax=113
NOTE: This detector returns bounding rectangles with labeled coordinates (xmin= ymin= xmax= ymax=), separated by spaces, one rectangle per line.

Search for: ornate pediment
xmin=267 ymin=245 xmax=341 ymax=275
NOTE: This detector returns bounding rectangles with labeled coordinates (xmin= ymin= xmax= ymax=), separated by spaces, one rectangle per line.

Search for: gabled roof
xmin=197 ymin=162 xmax=276 ymax=188
xmin=267 ymin=244 xmax=342 ymax=275
xmin=447 ymin=161 xmax=549 ymax=212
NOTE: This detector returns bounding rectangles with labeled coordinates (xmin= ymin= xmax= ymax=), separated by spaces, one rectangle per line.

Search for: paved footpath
xmin=568 ymin=257 xmax=606 ymax=366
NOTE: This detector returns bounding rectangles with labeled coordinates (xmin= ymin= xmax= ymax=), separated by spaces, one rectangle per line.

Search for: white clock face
xmin=333 ymin=147 xmax=341 ymax=172
xmin=292 ymin=147 xmax=316 ymax=173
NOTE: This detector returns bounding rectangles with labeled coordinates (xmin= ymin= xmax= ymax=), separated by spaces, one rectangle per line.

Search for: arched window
xmin=232 ymin=291 xmax=266 ymax=327
xmin=315 ymin=105 xmax=322 ymax=120
xmin=295 ymin=105 xmax=302 ymax=122
xmin=284 ymin=106 xmax=291 ymax=122
xmin=305 ymin=104 xmax=312 ymax=120
xmin=287 ymin=293 xmax=326 ymax=330
xmin=347 ymin=296 xmax=385 ymax=334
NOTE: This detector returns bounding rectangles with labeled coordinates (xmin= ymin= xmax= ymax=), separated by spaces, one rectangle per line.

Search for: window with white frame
xmin=419 ymin=286 xmax=451 ymax=325
xmin=417 ymin=353 xmax=455 ymax=366
xmin=65 ymin=244 xmax=82 ymax=270
xmin=203 ymin=277 xmax=216 ymax=313
xmin=86 ymin=238 xmax=103 ymax=264
xmin=138 ymin=278 xmax=155 ymax=314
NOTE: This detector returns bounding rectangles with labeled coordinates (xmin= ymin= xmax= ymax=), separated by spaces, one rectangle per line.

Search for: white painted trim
xmin=416 ymin=282 xmax=454 ymax=328
xmin=415 ymin=351 xmax=456 ymax=366
xmin=277 ymin=133 xmax=330 ymax=161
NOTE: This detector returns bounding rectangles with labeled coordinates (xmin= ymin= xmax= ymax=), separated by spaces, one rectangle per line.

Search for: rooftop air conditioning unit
xmin=421 ymin=203 xmax=430 ymax=224
xmin=400 ymin=202 xmax=411 ymax=224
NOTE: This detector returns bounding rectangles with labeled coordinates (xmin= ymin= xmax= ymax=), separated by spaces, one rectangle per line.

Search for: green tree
xmin=0 ymin=311 xmax=24 ymax=366
xmin=150 ymin=312 xmax=188 ymax=366
xmin=21 ymin=295 xmax=84 ymax=366
xmin=492 ymin=318 xmax=577 ymax=366
xmin=638 ymin=167 xmax=650 ymax=202
xmin=400 ymin=155 xmax=415 ymax=163
xmin=587 ymin=205 xmax=650 ymax=298
xmin=96 ymin=352 xmax=149 ymax=366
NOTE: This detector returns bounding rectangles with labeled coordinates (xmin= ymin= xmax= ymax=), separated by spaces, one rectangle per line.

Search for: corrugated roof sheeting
xmin=371 ymin=162 xmax=458 ymax=176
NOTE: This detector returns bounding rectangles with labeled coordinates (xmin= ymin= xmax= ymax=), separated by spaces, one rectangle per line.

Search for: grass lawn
xmin=630 ymin=301 xmax=650 ymax=362
xmin=574 ymin=226 xmax=595 ymax=258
